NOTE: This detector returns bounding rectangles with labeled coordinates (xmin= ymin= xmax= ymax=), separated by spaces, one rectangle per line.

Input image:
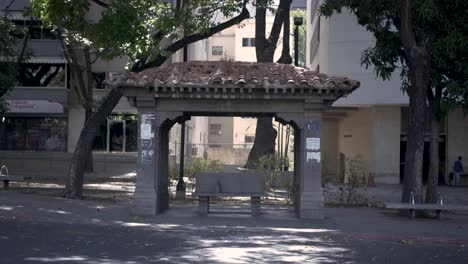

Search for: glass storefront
xmin=0 ymin=117 xmax=67 ymax=151
xmin=92 ymin=114 xmax=138 ymax=152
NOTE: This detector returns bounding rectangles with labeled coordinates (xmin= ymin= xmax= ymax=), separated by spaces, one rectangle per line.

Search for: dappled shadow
xmin=2 ymin=214 xmax=467 ymax=264
xmin=1 ymin=190 xmax=468 ymax=263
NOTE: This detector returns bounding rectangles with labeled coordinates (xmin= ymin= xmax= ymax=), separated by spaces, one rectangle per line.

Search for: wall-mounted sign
xmin=6 ymin=100 xmax=64 ymax=114
xmin=306 ymin=137 xmax=320 ymax=151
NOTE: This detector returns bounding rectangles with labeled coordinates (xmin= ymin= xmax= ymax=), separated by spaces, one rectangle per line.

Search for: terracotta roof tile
xmin=113 ymin=61 xmax=360 ymax=92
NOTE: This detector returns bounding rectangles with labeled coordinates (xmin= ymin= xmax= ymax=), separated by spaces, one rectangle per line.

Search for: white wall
xmin=233 ymin=117 xmax=257 ymax=145
xmin=307 ymin=2 xmax=408 ymax=106
xmin=338 ymin=108 xmax=374 ymax=174
xmin=322 ymin=119 xmax=339 ymax=182
xmin=371 ymin=106 xmax=401 ymax=184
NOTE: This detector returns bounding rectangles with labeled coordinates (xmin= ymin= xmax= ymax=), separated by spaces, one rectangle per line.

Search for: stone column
xmin=298 ymin=112 xmax=324 ymax=219
xmin=132 ymin=110 xmax=159 ymax=215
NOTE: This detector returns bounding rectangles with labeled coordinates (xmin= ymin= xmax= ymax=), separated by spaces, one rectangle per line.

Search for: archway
xmin=110 ymin=61 xmax=359 ymax=219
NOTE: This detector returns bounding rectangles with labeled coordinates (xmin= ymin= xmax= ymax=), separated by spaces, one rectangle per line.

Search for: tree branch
xmin=255 ymin=4 xmax=267 ymax=61
xmin=134 ymin=5 xmax=250 ymax=72
xmin=90 ymin=0 xmax=109 ymax=8
xmin=267 ymin=0 xmax=291 ymax=49
xmin=400 ymin=0 xmax=416 ymax=52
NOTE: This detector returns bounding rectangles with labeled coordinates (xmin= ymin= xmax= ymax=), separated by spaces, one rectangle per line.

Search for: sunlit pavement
xmin=1 ymin=191 xmax=468 ymax=263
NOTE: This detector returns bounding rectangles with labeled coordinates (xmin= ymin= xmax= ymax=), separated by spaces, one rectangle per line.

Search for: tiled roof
xmin=113 ymin=61 xmax=360 ymax=92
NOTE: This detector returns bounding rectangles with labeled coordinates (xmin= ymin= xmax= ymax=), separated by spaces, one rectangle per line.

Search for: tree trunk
xmin=425 ymin=110 xmax=440 ymax=203
xmin=83 ymin=48 xmax=94 ymax=173
xmin=401 ymin=63 xmax=428 ymax=204
xmin=63 ymin=88 xmax=123 ymax=198
xmin=400 ymin=0 xmax=431 ymax=204
xmin=84 ymin=108 xmax=94 ymax=173
xmin=246 ymin=0 xmax=291 ymax=168
xmin=245 ymin=117 xmax=277 ymax=169
xmin=277 ymin=1 xmax=292 ymax=65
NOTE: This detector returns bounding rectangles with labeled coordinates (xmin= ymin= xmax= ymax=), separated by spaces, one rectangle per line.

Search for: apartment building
xmin=307 ymin=0 xmax=468 ymax=184
xmin=0 ymin=0 xmax=209 ymax=176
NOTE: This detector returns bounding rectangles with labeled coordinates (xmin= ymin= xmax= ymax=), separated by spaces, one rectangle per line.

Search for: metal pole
xmin=106 ymin=119 xmax=110 ymax=152
xmin=177 ymin=123 xmax=186 ymax=192
xmin=122 ymin=120 xmax=126 ymax=152
xmin=294 ymin=25 xmax=299 ymax=66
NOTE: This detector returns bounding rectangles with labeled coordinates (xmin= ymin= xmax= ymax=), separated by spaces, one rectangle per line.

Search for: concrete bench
xmin=1 ymin=165 xmax=31 ymax=189
xmin=193 ymin=172 xmax=265 ymax=216
xmin=384 ymin=202 xmax=468 ymax=219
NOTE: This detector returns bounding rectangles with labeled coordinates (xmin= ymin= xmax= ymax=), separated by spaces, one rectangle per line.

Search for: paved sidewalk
xmin=1 ymin=191 xmax=468 ymax=263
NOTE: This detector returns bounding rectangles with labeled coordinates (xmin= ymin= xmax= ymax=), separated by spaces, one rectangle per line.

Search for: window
xmin=244 ymin=135 xmax=255 ymax=143
xmin=92 ymin=72 xmax=106 ymax=89
xmin=17 ymin=63 xmax=66 ymax=87
xmin=212 ymin=46 xmax=223 ymax=56
xmin=209 ymin=124 xmax=222 ymax=135
xmin=13 ymin=20 xmax=57 ymax=40
xmin=242 ymin=38 xmax=255 ymax=47
xmin=92 ymin=114 xmax=138 ymax=152
xmin=0 ymin=117 xmax=67 ymax=151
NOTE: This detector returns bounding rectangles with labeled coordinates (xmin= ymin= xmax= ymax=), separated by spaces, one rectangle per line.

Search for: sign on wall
xmin=6 ymin=100 xmax=64 ymax=114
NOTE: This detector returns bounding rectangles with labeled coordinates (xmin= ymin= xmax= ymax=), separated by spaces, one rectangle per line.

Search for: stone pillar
xmin=298 ymin=112 xmax=324 ymax=219
xmin=133 ymin=110 xmax=182 ymax=216
xmin=132 ymin=110 xmax=159 ymax=215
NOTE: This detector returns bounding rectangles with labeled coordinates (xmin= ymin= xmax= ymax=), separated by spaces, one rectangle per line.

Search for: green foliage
xmin=31 ymin=0 xmax=248 ymax=62
xmin=169 ymin=157 xmax=223 ymax=190
xmin=0 ymin=16 xmax=29 ymax=114
xmin=184 ymin=157 xmax=224 ymax=179
xmin=255 ymin=153 xmax=290 ymax=199
xmin=320 ymin=0 xmax=468 ymax=112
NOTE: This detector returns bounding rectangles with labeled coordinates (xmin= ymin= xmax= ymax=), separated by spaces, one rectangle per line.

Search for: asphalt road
xmin=1 ymin=192 xmax=468 ymax=264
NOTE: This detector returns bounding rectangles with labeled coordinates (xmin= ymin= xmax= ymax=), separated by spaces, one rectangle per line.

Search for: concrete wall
xmin=447 ymin=109 xmax=468 ymax=176
xmin=322 ymin=119 xmax=339 ymax=182
xmin=208 ymin=30 xmax=236 ymax=61
xmin=208 ymin=117 xmax=234 ymax=144
xmin=0 ymin=151 xmax=136 ymax=179
xmin=371 ymin=106 xmax=401 ymax=184
xmin=337 ymin=108 xmax=374 ymax=181
xmin=334 ymin=106 xmax=401 ymax=184
xmin=233 ymin=117 xmax=257 ymax=145
xmin=206 ymin=147 xmax=250 ymax=165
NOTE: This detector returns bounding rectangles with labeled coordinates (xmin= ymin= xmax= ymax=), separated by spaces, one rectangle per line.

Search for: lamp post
xmin=293 ymin=16 xmax=303 ymax=66
xmin=176 ymin=122 xmax=186 ymax=200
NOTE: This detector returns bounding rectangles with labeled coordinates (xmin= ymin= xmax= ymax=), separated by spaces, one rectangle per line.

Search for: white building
xmin=306 ymin=0 xmax=468 ymax=184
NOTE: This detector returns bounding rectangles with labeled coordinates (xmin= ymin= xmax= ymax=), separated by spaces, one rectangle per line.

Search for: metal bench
xmin=192 ymin=172 xmax=265 ymax=216
xmin=1 ymin=165 xmax=31 ymax=189
xmin=384 ymin=192 xmax=468 ymax=219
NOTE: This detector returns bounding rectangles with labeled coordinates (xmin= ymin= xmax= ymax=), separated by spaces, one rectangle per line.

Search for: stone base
xmin=175 ymin=190 xmax=186 ymax=200
xmin=251 ymin=196 xmax=261 ymax=216
xmin=132 ymin=187 xmax=157 ymax=216
xmin=299 ymin=191 xmax=325 ymax=219
xmin=198 ymin=196 xmax=209 ymax=215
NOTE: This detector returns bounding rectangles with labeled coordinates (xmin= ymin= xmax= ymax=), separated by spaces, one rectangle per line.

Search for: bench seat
xmin=384 ymin=202 xmax=468 ymax=219
xmin=193 ymin=172 xmax=265 ymax=216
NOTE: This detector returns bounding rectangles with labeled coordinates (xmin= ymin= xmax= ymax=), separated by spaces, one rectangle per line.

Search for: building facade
xmin=0 ymin=0 xmax=210 ymax=177
xmin=306 ymin=0 xmax=468 ymax=184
